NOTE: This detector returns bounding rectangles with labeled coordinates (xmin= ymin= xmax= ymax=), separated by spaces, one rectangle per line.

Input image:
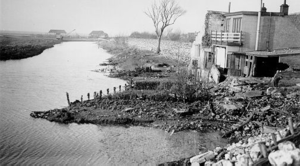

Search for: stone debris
xmin=190 ymin=125 xmax=300 ymax=166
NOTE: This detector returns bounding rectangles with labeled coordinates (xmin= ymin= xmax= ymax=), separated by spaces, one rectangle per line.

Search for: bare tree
xmin=145 ymin=0 xmax=186 ymax=54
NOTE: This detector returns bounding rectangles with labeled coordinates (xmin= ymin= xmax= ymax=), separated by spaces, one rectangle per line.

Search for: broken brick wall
xmin=202 ymin=11 xmax=226 ymax=47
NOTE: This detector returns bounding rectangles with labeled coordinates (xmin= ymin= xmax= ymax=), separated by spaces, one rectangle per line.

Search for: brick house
xmin=189 ymin=0 xmax=300 ymax=82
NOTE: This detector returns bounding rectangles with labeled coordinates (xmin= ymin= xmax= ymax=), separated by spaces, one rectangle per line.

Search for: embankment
xmin=0 ymin=35 xmax=61 ymax=60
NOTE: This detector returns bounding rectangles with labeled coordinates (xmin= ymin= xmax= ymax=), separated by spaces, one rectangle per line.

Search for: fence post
xmin=87 ymin=93 xmax=90 ymax=100
xmin=114 ymin=87 xmax=116 ymax=94
xmin=288 ymin=117 xmax=294 ymax=135
xmin=119 ymin=85 xmax=121 ymax=92
xmin=66 ymin=92 xmax=71 ymax=106
xmin=100 ymin=90 xmax=102 ymax=99
xmin=81 ymin=95 xmax=83 ymax=103
xmin=107 ymin=88 xmax=109 ymax=95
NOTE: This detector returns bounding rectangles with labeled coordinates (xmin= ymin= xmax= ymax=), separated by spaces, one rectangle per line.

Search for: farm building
xmin=48 ymin=30 xmax=66 ymax=35
xmin=89 ymin=31 xmax=108 ymax=38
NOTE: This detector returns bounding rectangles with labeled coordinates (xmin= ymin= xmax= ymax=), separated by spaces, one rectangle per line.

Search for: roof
xmin=89 ymin=31 xmax=106 ymax=35
xmin=48 ymin=30 xmax=66 ymax=34
xmin=245 ymin=48 xmax=300 ymax=57
xmin=225 ymin=11 xmax=258 ymax=16
xmin=225 ymin=11 xmax=282 ymax=17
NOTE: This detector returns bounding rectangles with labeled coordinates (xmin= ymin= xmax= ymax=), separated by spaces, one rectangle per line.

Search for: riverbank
xmin=0 ymin=35 xmax=61 ymax=60
xmin=30 ymin=38 xmax=300 ymax=165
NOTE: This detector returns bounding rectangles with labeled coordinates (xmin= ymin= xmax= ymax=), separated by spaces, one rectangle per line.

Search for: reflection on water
xmin=0 ymin=42 xmax=227 ymax=165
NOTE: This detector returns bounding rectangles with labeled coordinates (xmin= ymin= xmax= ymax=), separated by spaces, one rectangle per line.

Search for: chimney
xmin=280 ymin=0 xmax=289 ymax=16
xmin=261 ymin=3 xmax=267 ymax=13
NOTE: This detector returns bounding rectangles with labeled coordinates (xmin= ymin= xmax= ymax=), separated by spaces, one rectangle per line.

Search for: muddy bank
xmin=0 ymin=36 xmax=61 ymax=60
xmin=30 ymin=77 xmax=300 ymax=137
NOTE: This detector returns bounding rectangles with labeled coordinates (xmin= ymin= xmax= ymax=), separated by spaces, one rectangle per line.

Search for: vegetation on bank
xmin=100 ymin=37 xmax=187 ymax=72
xmin=129 ymin=31 xmax=196 ymax=43
xmin=0 ymin=36 xmax=61 ymax=60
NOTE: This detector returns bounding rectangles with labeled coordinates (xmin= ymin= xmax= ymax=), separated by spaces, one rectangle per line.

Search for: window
xmin=224 ymin=18 xmax=231 ymax=32
xmin=232 ymin=18 xmax=242 ymax=32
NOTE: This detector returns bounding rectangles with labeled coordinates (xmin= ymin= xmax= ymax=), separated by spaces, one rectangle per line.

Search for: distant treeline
xmin=129 ymin=31 xmax=196 ymax=43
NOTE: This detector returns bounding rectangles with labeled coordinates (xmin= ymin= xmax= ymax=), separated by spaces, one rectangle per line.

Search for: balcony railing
xmin=210 ymin=31 xmax=243 ymax=46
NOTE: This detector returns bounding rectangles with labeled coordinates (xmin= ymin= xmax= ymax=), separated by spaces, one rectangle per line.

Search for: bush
xmin=114 ymin=36 xmax=128 ymax=46
xmin=129 ymin=31 xmax=157 ymax=39
xmin=169 ymin=69 xmax=211 ymax=102
xmin=135 ymin=81 xmax=161 ymax=90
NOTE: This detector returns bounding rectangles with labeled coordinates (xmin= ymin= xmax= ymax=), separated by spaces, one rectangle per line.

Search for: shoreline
xmin=0 ymin=35 xmax=61 ymax=60
xmin=28 ymin=38 xmax=300 ymax=165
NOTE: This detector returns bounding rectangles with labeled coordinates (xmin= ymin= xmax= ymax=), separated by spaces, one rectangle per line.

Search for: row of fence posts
xmin=66 ymin=83 xmax=133 ymax=106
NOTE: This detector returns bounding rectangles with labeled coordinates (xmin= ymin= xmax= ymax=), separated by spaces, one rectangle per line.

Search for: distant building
xmin=48 ymin=30 xmax=66 ymax=40
xmin=89 ymin=31 xmax=108 ymax=38
xmin=189 ymin=0 xmax=300 ymax=81
xmin=48 ymin=30 xmax=66 ymax=35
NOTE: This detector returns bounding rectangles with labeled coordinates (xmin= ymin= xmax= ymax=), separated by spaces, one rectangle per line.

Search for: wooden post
xmin=94 ymin=92 xmax=96 ymax=99
xmin=220 ymin=31 xmax=223 ymax=44
xmin=81 ymin=95 xmax=83 ymax=103
xmin=100 ymin=90 xmax=102 ymax=99
xmin=119 ymin=85 xmax=121 ymax=92
xmin=114 ymin=87 xmax=116 ymax=94
xmin=239 ymin=31 xmax=242 ymax=45
xmin=107 ymin=88 xmax=109 ymax=95
xmin=259 ymin=142 xmax=268 ymax=158
xmin=215 ymin=31 xmax=217 ymax=44
xmin=87 ymin=93 xmax=90 ymax=100
xmin=271 ymin=133 xmax=277 ymax=145
xmin=288 ymin=117 xmax=294 ymax=135
xmin=227 ymin=32 xmax=229 ymax=44
xmin=66 ymin=92 xmax=71 ymax=106
xmin=261 ymin=122 xmax=264 ymax=135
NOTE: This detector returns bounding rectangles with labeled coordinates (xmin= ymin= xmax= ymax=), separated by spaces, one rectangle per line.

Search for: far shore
xmin=0 ymin=35 xmax=61 ymax=60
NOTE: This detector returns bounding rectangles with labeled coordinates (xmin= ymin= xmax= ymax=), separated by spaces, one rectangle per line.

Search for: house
xmin=48 ymin=30 xmax=66 ymax=35
xmin=89 ymin=31 xmax=108 ymax=38
xmin=48 ymin=30 xmax=66 ymax=40
xmin=189 ymin=0 xmax=300 ymax=82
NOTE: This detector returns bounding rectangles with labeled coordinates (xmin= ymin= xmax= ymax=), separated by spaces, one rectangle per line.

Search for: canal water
xmin=0 ymin=42 xmax=227 ymax=165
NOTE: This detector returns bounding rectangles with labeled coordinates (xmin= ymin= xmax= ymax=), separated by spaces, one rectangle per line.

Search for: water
xmin=0 ymin=42 xmax=227 ymax=165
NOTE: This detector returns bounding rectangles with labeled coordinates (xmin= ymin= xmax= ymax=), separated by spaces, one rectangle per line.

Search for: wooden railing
xmin=210 ymin=31 xmax=243 ymax=46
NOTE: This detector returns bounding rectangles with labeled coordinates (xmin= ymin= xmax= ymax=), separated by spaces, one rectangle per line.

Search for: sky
xmin=1 ymin=0 xmax=299 ymax=36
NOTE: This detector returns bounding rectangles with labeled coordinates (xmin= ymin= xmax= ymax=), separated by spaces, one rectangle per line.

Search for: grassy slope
xmin=0 ymin=35 xmax=61 ymax=60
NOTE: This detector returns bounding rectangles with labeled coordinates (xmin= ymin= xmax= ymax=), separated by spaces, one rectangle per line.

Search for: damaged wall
xmin=259 ymin=14 xmax=300 ymax=51
xmin=189 ymin=11 xmax=226 ymax=72
xmin=202 ymin=11 xmax=226 ymax=47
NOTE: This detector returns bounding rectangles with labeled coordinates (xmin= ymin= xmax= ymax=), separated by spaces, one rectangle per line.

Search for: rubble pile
xmin=189 ymin=124 xmax=300 ymax=166
xmin=206 ymin=77 xmax=300 ymax=141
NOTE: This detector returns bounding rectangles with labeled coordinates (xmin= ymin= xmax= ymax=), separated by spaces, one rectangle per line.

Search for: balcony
xmin=210 ymin=31 xmax=243 ymax=46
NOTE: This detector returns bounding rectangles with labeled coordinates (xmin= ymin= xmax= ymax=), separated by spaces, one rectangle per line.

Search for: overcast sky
xmin=1 ymin=0 xmax=299 ymax=36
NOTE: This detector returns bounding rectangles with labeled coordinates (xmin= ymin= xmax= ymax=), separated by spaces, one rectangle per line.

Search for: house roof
xmin=224 ymin=11 xmax=282 ymax=17
xmin=245 ymin=48 xmax=300 ymax=57
xmin=89 ymin=31 xmax=106 ymax=35
xmin=48 ymin=30 xmax=66 ymax=34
